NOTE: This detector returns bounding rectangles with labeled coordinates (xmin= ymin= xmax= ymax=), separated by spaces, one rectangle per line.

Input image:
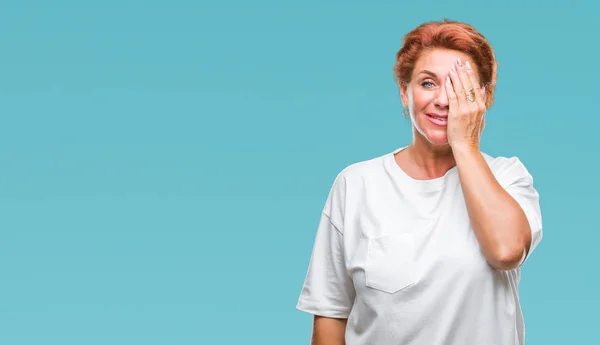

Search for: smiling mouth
xmin=426 ymin=114 xmax=447 ymax=121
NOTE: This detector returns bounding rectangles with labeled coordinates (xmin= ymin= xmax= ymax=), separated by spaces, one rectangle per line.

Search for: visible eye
xmin=421 ymin=80 xmax=436 ymax=88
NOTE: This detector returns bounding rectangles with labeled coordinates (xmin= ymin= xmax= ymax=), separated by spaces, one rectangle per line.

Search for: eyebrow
xmin=417 ymin=70 xmax=439 ymax=78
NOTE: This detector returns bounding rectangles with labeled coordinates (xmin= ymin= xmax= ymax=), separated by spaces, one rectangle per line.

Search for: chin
xmin=414 ymin=119 xmax=449 ymax=146
xmin=424 ymin=130 xmax=449 ymax=146
xmin=411 ymin=114 xmax=451 ymax=147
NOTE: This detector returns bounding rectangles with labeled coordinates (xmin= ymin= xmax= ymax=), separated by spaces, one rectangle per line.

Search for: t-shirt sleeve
xmin=296 ymin=173 xmax=355 ymax=318
xmin=495 ymin=157 xmax=543 ymax=266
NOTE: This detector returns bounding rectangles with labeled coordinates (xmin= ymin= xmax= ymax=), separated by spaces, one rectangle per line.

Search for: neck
xmin=404 ymin=134 xmax=457 ymax=180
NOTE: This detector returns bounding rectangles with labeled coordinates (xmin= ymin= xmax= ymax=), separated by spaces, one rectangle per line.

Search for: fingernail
xmin=446 ymin=76 xmax=451 ymax=85
xmin=466 ymin=61 xmax=472 ymax=71
xmin=451 ymin=65 xmax=457 ymax=74
xmin=457 ymin=57 xmax=462 ymax=66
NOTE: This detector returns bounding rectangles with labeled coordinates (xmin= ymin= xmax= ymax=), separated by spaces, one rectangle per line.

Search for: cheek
xmin=410 ymin=90 xmax=436 ymax=110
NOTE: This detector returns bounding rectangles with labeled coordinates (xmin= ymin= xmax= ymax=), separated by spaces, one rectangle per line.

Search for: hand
xmin=445 ymin=57 xmax=486 ymax=151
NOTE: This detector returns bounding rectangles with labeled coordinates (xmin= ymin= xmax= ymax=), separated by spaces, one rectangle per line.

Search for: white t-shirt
xmin=296 ymin=147 xmax=543 ymax=345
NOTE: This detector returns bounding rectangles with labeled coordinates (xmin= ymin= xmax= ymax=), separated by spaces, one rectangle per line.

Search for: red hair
xmin=394 ymin=19 xmax=498 ymax=108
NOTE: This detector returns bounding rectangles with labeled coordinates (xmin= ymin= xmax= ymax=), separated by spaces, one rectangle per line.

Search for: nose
xmin=435 ymin=85 xmax=450 ymax=108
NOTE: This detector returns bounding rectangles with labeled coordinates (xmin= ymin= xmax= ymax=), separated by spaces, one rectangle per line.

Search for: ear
xmin=400 ymin=83 xmax=409 ymax=107
xmin=481 ymin=86 xmax=486 ymax=103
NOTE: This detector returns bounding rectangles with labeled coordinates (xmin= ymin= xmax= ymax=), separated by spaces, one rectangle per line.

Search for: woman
xmin=296 ymin=19 xmax=543 ymax=345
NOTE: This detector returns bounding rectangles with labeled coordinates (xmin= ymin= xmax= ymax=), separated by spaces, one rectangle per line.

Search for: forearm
xmin=453 ymin=146 xmax=531 ymax=270
xmin=311 ymin=316 xmax=347 ymax=345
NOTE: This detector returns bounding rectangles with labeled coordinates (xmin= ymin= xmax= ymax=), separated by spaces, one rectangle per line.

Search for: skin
xmin=312 ymin=48 xmax=533 ymax=345
xmin=397 ymin=48 xmax=483 ymax=179
xmin=311 ymin=316 xmax=347 ymax=345
xmin=397 ymin=48 xmax=531 ymax=271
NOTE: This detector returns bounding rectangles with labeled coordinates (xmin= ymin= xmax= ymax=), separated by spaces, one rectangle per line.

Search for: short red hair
xmin=393 ymin=19 xmax=498 ymax=108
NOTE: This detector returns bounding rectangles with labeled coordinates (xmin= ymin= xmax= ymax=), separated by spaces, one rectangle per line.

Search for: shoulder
xmin=322 ymin=151 xmax=390 ymax=224
xmin=481 ymin=152 xmax=535 ymax=187
xmin=328 ymin=151 xmax=389 ymax=189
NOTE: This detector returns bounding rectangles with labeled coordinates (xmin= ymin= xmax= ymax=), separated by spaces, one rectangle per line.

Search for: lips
xmin=426 ymin=113 xmax=447 ymax=119
xmin=425 ymin=113 xmax=448 ymax=126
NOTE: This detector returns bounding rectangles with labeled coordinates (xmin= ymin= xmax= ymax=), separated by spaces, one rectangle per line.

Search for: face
xmin=400 ymin=48 xmax=482 ymax=147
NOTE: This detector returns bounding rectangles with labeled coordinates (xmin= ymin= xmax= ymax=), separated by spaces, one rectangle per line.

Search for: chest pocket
xmin=365 ymin=232 xmax=418 ymax=294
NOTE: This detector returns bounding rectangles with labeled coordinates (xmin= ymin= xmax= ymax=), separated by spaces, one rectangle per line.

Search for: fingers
xmin=465 ymin=60 xmax=486 ymax=107
xmin=445 ymin=75 xmax=459 ymax=109
xmin=455 ymin=58 xmax=477 ymax=108
xmin=448 ymin=65 xmax=463 ymax=107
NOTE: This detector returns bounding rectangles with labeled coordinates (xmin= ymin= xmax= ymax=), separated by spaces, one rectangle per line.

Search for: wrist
xmin=451 ymin=143 xmax=481 ymax=162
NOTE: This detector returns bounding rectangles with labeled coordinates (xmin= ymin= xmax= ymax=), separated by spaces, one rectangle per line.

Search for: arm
xmin=445 ymin=57 xmax=541 ymax=271
xmin=453 ymin=146 xmax=531 ymax=270
xmin=311 ymin=316 xmax=347 ymax=345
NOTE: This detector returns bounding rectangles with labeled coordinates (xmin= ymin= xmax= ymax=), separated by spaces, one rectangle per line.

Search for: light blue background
xmin=0 ymin=1 xmax=597 ymax=344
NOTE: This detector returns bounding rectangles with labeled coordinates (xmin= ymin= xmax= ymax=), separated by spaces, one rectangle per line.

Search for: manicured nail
xmin=457 ymin=57 xmax=462 ymax=66
xmin=446 ymin=76 xmax=451 ymax=85
xmin=466 ymin=61 xmax=472 ymax=71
